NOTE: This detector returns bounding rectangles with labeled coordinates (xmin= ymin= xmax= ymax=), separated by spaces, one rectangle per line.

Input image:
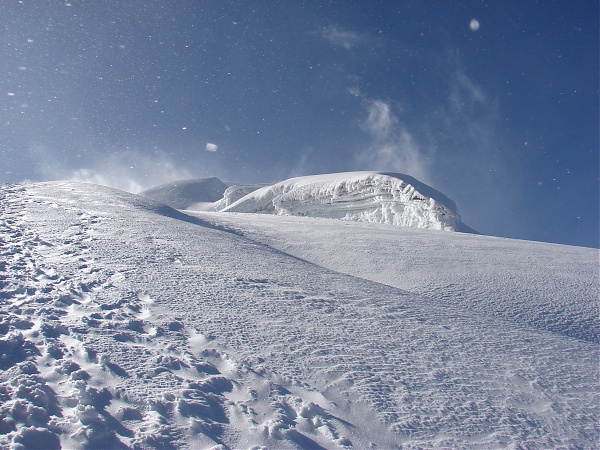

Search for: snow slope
xmin=221 ymin=172 xmax=477 ymax=233
xmin=1 ymin=181 xmax=598 ymax=449
xmin=140 ymin=177 xmax=229 ymax=210
xmin=193 ymin=212 xmax=599 ymax=344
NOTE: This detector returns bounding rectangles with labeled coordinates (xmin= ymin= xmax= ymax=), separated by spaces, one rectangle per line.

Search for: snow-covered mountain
xmin=143 ymin=172 xmax=477 ymax=233
xmin=1 ymin=181 xmax=598 ymax=449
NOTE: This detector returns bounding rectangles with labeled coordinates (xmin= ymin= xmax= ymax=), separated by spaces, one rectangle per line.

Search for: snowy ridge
xmin=0 ymin=181 xmax=597 ymax=449
xmin=140 ymin=177 xmax=229 ymax=210
xmin=139 ymin=172 xmax=476 ymax=233
xmin=211 ymin=184 xmax=267 ymax=211
xmin=222 ymin=172 xmax=476 ymax=232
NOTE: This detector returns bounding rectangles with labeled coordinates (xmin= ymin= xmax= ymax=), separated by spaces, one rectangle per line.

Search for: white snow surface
xmin=140 ymin=177 xmax=229 ymax=210
xmin=0 ymin=181 xmax=598 ymax=449
xmin=211 ymin=184 xmax=270 ymax=212
xmin=221 ymin=172 xmax=477 ymax=233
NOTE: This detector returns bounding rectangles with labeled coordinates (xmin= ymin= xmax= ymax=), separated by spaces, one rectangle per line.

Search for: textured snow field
xmin=1 ymin=182 xmax=598 ymax=449
xmin=192 ymin=211 xmax=599 ymax=345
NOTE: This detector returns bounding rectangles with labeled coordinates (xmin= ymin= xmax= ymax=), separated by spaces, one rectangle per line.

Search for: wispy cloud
xmin=350 ymin=59 xmax=494 ymax=190
xmin=449 ymin=67 xmax=486 ymax=112
xmin=340 ymin=41 xmax=519 ymax=236
xmin=423 ymin=58 xmax=518 ymax=236
xmin=322 ymin=25 xmax=366 ymax=49
xmin=287 ymin=146 xmax=314 ymax=179
xmin=355 ymin=99 xmax=432 ymax=183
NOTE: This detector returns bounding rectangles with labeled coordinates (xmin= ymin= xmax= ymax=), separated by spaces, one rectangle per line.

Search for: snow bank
xmin=221 ymin=171 xmax=476 ymax=232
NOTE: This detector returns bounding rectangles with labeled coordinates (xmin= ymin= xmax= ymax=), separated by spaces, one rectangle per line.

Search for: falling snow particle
xmin=469 ymin=19 xmax=480 ymax=32
xmin=206 ymin=143 xmax=218 ymax=152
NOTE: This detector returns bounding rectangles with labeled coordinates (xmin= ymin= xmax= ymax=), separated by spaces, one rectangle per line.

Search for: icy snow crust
xmin=222 ymin=172 xmax=477 ymax=232
xmin=0 ymin=181 xmax=598 ymax=449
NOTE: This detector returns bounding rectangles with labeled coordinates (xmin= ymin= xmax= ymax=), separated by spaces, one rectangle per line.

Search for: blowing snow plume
xmin=37 ymin=148 xmax=195 ymax=194
xmin=356 ymin=100 xmax=432 ymax=184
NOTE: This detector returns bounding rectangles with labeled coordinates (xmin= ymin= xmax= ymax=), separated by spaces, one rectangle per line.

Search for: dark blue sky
xmin=1 ymin=0 xmax=598 ymax=248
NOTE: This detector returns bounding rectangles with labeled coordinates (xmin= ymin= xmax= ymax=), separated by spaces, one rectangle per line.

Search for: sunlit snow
xmin=144 ymin=172 xmax=478 ymax=233
xmin=0 ymin=176 xmax=597 ymax=449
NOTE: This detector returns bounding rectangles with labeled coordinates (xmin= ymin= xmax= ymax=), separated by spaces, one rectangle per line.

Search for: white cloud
xmin=206 ymin=142 xmax=218 ymax=152
xmin=322 ymin=25 xmax=365 ymax=49
xmin=288 ymin=146 xmax=315 ymax=179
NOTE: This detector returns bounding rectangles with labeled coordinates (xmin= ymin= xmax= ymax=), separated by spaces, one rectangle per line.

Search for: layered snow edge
xmin=143 ymin=172 xmax=477 ymax=233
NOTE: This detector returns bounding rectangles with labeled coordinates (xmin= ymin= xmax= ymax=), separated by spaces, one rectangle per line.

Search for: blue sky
xmin=1 ymin=0 xmax=598 ymax=248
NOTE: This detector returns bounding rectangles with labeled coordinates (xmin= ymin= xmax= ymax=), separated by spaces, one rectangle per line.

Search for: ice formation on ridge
xmin=222 ymin=172 xmax=477 ymax=233
xmin=140 ymin=171 xmax=477 ymax=233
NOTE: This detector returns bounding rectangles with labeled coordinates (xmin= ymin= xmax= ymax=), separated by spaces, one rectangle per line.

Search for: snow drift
xmin=142 ymin=172 xmax=477 ymax=233
xmin=221 ymin=172 xmax=477 ymax=232
xmin=0 ymin=181 xmax=597 ymax=449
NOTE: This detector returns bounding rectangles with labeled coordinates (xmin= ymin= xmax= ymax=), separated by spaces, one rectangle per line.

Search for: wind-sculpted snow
xmin=211 ymin=184 xmax=268 ymax=211
xmin=140 ymin=172 xmax=475 ymax=233
xmin=0 ymin=181 xmax=597 ymax=449
xmin=195 ymin=212 xmax=600 ymax=345
xmin=222 ymin=172 xmax=477 ymax=232
xmin=140 ymin=177 xmax=229 ymax=210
